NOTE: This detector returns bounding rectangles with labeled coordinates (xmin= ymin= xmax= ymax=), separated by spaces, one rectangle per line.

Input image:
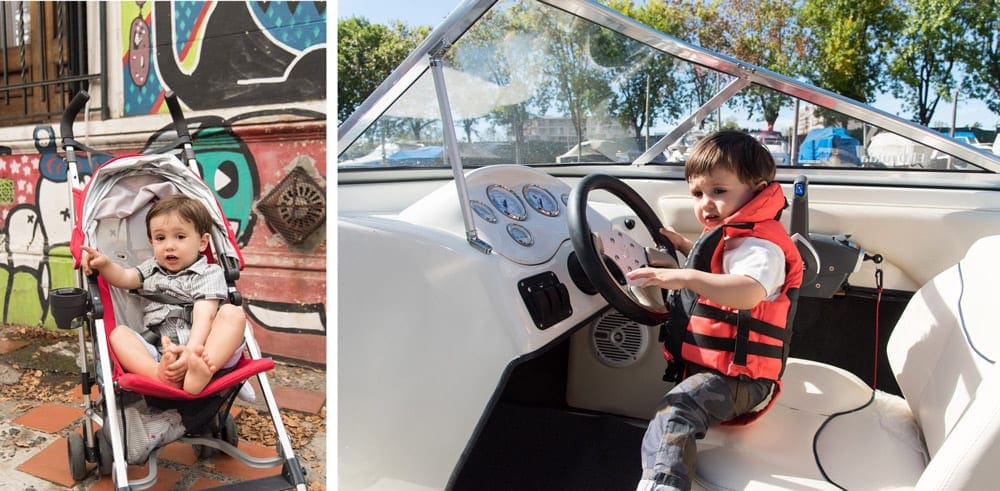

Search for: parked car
xmin=338 ymin=1 xmax=1000 ymax=489
xmin=752 ymin=130 xmax=790 ymax=165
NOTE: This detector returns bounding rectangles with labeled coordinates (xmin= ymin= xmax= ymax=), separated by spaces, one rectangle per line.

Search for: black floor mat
xmin=453 ymin=402 xmax=645 ymax=490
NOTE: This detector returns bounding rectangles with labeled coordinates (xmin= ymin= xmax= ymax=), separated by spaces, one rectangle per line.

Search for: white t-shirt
xmin=722 ymin=236 xmax=786 ymax=301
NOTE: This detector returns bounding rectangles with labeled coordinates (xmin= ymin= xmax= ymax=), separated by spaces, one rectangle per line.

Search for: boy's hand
xmin=627 ymin=266 xmax=687 ymax=291
xmin=160 ymin=338 xmax=188 ymax=383
xmin=659 ymin=227 xmax=693 ymax=256
xmin=79 ymin=245 xmax=108 ymax=276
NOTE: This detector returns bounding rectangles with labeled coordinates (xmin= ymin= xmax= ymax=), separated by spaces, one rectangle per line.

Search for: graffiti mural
xmin=141 ymin=109 xmax=328 ymax=364
xmin=0 ymin=108 xmax=326 ymax=366
xmin=122 ymin=1 xmax=327 ymax=115
xmin=0 ymin=126 xmax=111 ymax=328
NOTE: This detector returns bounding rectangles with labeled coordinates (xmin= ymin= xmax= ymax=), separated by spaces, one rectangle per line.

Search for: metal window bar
xmin=0 ymin=1 xmax=104 ymax=124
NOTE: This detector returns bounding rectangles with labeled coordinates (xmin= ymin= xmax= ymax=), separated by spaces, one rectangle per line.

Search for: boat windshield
xmin=338 ymin=0 xmax=998 ymax=173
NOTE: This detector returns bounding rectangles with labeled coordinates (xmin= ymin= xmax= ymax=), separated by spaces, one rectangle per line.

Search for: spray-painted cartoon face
xmin=129 ymin=16 xmax=150 ymax=87
xmin=192 ymin=127 xmax=258 ymax=247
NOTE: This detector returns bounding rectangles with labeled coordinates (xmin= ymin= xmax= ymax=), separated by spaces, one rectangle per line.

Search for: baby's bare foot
xmin=183 ymin=345 xmax=217 ymax=395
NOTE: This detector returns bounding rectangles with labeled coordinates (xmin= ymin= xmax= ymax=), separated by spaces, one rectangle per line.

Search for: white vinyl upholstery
xmin=694 ymin=235 xmax=1000 ymax=490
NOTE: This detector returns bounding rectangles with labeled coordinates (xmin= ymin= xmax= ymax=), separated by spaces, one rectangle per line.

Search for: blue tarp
xmin=798 ymin=128 xmax=860 ymax=165
xmin=388 ymin=146 xmax=444 ymax=160
xmin=939 ymin=130 xmax=978 ymax=144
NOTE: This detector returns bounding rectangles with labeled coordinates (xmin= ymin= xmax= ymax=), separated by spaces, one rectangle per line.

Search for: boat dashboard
xmin=339 ymin=164 xmax=655 ymax=357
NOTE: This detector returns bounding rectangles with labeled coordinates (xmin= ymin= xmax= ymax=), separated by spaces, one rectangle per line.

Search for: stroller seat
xmin=78 ymin=154 xmax=274 ymax=399
xmin=62 ymin=151 xmax=306 ymax=490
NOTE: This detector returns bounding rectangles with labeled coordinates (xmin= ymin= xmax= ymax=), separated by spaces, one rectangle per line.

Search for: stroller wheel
xmin=96 ymin=428 xmax=114 ymax=475
xmin=67 ymin=432 xmax=88 ymax=481
xmin=194 ymin=442 xmax=218 ymax=459
xmin=223 ymin=413 xmax=239 ymax=447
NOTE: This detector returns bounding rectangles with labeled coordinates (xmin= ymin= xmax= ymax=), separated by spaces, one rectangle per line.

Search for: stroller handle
xmin=164 ymin=91 xmax=191 ymax=141
xmin=61 ymin=91 xmax=90 ymax=145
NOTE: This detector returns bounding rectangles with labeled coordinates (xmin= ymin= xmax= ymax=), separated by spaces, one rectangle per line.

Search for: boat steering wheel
xmin=567 ymin=174 xmax=679 ymax=326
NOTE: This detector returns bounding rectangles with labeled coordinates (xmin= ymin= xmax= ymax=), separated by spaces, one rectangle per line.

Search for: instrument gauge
xmin=487 ymin=184 xmax=527 ymax=220
xmin=507 ymin=223 xmax=534 ymax=247
xmin=523 ymin=184 xmax=560 ymax=217
xmin=470 ymin=200 xmax=497 ymax=223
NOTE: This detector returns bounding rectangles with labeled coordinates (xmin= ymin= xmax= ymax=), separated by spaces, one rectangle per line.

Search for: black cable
xmin=813 ymin=254 xmax=882 ymax=489
xmin=812 ymin=389 xmax=875 ymax=490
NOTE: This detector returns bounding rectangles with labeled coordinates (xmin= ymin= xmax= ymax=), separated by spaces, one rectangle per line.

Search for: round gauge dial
xmin=470 ymin=200 xmax=497 ymax=223
xmin=523 ymin=184 xmax=560 ymax=217
xmin=507 ymin=223 xmax=534 ymax=247
xmin=487 ymin=184 xmax=527 ymax=220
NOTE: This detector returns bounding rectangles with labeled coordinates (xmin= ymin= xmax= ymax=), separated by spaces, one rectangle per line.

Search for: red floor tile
xmin=66 ymin=383 xmax=100 ymax=402
xmin=211 ymin=440 xmax=281 ymax=481
xmin=16 ymin=437 xmax=78 ymax=488
xmin=0 ymin=338 xmax=29 ymax=354
xmin=190 ymin=476 xmax=228 ymax=489
xmin=13 ymin=403 xmax=81 ymax=433
xmin=160 ymin=441 xmax=198 ymax=466
xmin=272 ymin=385 xmax=326 ymax=414
xmin=87 ymin=466 xmax=181 ymax=491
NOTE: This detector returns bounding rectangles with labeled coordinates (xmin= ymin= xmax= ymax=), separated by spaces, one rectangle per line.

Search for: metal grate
xmin=590 ymin=310 xmax=649 ymax=368
xmin=256 ymin=166 xmax=325 ymax=245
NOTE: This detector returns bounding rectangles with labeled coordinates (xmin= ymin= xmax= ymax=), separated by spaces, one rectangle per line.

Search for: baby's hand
xmin=626 ymin=266 xmax=687 ymax=291
xmin=79 ymin=245 xmax=107 ymax=276
xmin=160 ymin=337 xmax=187 ymax=383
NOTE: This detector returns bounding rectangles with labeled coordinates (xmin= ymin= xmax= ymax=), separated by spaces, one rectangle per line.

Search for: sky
xmin=337 ymin=0 xmax=1000 ymax=132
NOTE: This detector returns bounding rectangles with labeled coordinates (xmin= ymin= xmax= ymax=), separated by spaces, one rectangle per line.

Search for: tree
xmin=887 ymin=0 xmax=971 ymax=126
xmin=537 ymin=9 xmax=614 ymax=153
xmin=797 ymin=0 xmax=902 ymax=104
xmin=600 ymin=0 xmax=690 ymax=140
xmin=718 ymin=0 xmax=808 ymax=132
xmin=337 ymin=17 xmax=430 ymax=124
xmin=447 ymin=2 xmax=542 ymax=164
xmin=961 ymin=4 xmax=999 ymax=115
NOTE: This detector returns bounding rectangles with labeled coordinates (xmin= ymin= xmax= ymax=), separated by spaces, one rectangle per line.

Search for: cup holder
xmin=49 ymin=287 xmax=89 ymax=329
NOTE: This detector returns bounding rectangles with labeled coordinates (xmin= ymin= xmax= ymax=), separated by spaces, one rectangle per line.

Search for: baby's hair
xmin=684 ymin=130 xmax=776 ymax=186
xmin=145 ymin=194 xmax=214 ymax=239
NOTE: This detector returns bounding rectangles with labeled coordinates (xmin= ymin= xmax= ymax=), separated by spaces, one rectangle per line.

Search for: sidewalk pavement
xmin=0 ymin=327 xmax=327 ymax=490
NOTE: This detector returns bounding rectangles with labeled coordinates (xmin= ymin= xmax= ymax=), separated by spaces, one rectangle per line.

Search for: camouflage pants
xmin=638 ymin=370 xmax=773 ymax=491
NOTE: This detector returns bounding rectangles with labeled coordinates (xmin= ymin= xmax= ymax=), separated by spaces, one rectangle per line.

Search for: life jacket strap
xmin=684 ymin=331 xmax=785 ymax=360
xmin=690 ymin=303 xmax=791 ymax=343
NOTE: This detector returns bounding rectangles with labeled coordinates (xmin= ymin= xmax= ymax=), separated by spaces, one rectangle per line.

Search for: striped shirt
xmin=134 ymin=255 xmax=227 ymax=345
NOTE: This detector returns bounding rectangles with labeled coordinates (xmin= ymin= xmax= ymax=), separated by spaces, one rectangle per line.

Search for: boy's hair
xmin=145 ymin=194 xmax=214 ymax=238
xmin=684 ymin=130 xmax=776 ymax=185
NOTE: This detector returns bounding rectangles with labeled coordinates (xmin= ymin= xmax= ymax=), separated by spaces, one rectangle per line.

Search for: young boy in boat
xmin=80 ymin=194 xmax=247 ymax=396
xmin=628 ymin=130 xmax=804 ymax=490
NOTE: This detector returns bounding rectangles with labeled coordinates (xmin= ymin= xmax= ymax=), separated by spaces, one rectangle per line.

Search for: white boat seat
xmin=694 ymin=235 xmax=1000 ymax=490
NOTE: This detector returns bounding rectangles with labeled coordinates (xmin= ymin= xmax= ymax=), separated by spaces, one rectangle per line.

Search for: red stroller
xmin=49 ymin=91 xmax=308 ymax=490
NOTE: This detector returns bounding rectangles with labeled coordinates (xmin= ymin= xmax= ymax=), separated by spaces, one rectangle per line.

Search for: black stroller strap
xmin=140 ymin=326 xmax=162 ymax=347
xmin=130 ymin=289 xmax=192 ymax=348
xmin=131 ymin=289 xmax=189 ymax=306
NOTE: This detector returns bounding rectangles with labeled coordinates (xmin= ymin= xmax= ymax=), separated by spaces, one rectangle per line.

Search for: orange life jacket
xmin=661 ymin=182 xmax=803 ymax=423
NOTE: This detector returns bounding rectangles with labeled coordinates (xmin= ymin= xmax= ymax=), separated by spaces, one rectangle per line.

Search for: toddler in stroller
xmin=52 ymin=91 xmax=308 ymax=490
xmin=80 ymin=194 xmax=249 ymax=396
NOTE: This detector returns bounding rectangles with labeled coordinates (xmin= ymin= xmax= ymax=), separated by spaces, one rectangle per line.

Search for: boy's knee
xmin=109 ymin=325 xmax=131 ymax=343
xmin=218 ymin=304 xmax=246 ymax=324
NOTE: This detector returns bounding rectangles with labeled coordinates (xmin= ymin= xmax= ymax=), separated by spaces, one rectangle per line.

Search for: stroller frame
xmin=53 ymin=91 xmax=308 ymax=490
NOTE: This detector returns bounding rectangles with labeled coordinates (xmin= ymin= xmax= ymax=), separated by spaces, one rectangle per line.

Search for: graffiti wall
xmin=0 ymin=0 xmax=327 ymax=367
xmin=0 ymin=115 xmax=327 ymax=366
xmin=122 ymin=0 xmax=327 ymax=115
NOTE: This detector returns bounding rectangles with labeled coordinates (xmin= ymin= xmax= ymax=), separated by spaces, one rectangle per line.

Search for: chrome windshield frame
xmin=338 ymin=0 xmax=1000 ymax=173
